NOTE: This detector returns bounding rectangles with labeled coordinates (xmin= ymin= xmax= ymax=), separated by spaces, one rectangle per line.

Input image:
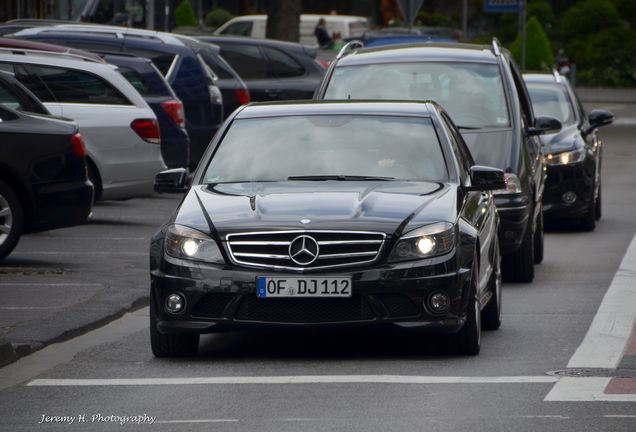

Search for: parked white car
xmin=214 ymin=14 xmax=369 ymax=45
xmin=0 ymin=49 xmax=166 ymax=200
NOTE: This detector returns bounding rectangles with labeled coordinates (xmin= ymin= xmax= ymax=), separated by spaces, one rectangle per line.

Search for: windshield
xmin=204 ymin=115 xmax=448 ymax=183
xmin=324 ymin=62 xmax=510 ymax=129
xmin=526 ymin=82 xmax=576 ymax=126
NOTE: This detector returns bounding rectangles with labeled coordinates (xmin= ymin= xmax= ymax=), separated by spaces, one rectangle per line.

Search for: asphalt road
xmin=0 ymin=102 xmax=635 ymax=431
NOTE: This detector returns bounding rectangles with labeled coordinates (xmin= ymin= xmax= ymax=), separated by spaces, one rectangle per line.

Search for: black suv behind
xmin=316 ymin=41 xmax=561 ymax=282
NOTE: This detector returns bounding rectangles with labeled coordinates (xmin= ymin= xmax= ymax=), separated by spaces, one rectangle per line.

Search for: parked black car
xmin=150 ymin=100 xmax=505 ymax=357
xmin=524 ymin=71 xmax=614 ymax=230
xmin=198 ymin=36 xmax=326 ymax=101
xmin=316 ymin=40 xmax=561 ymax=282
xmin=13 ymin=26 xmax=224 ymax=169
xmin=0 ymin=104 xmax=93 ymax=261
xmin=101 ymin=53 xmax=190 ymax=169
xmin=174 ymin=35 xmax=250 ymax=118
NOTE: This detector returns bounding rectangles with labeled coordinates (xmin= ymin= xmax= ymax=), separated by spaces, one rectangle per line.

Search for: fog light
xmin=427 ymin=292 xmax=450 ymax=314
xmin=165 ymin=293 xmax=185 ymax=314
xmin=562 ymin=191 xmax=577 ymax=204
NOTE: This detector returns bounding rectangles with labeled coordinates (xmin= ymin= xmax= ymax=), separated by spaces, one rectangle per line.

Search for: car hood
xmin=460 ymin=129 xmax=514 ymax=171
xmin=174 ymin=181 xmax=459 ymax=239
xmin=539 ymin=123 xmax=580 ymax=153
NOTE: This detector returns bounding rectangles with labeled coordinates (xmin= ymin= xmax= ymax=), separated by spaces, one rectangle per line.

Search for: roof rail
xmin=336 ymin=40 xmax=364 ymax=60
xmin=491 ymin=38 xmax=501 ymax=56
xmin=552 ymin=68 xmax=562 ymax=83
xmin=0 ymin=47 xmax=101 ymax=63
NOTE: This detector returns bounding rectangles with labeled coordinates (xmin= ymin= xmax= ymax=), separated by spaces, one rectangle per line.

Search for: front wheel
xmin=482 ymin=241 xmax=502 ymax=330
xmin=452 ymin=260 xmax=481 ymax=355
xmin=150 ymin=294 xmax=199 ymax=357
xmin=0 ymin=180 xmax=24 ymax=262
xmin=533 ymin=204 xmax=544 ymax=264
xmin=502 ymin=212 xmax=535 ymax=283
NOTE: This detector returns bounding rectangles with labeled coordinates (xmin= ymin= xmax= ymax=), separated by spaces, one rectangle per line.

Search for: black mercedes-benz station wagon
xmin=523 ymin=71 xmax=614 ymax=231
xmin=150 ymin=101 xmax=506 ymax=357
xmin=316 ymin=40 xmax=563 ymax=282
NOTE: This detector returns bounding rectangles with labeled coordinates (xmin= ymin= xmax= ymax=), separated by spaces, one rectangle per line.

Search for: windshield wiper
xmin=288 ymin=175 xmax=395 ymax=181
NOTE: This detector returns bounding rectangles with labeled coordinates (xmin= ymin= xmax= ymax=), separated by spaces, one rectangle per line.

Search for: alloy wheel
xmin=0 ymin=192 xmax=13 ymax=247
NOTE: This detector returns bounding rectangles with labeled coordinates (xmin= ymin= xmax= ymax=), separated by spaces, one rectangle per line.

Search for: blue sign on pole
xmin=484 ymin=0 xmax=520 ymax=13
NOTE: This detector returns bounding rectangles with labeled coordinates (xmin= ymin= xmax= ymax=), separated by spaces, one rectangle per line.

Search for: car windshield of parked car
xmin=526 ymin=82 xmax=576 ymax=126
xmin=204 ymin=115 xmax=448 ymax=183
xmin=324 ymin=62 xmax=510 ymax=129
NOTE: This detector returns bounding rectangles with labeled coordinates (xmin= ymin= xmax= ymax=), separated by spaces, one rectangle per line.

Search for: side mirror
xmin=528 ymin=116 xmax=562 ymax=136
xmin=154 ymin=168 xmax=188 ymax=193
xmin=466 ymin=166 xmax=506 ymax=191
xmin=589 ymin=109 xmax=614 ymax=128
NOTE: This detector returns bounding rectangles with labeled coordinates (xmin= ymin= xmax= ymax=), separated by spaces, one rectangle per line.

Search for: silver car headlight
xmin=165 ymin=224 xmax=224 ymax=263
xmin=546 ymin=149 xmax=586 ymax=165
xmin=493 ymin=173 xmax=522 ymax=194
xmin=389 ymin=222 xmax=455 ymax=262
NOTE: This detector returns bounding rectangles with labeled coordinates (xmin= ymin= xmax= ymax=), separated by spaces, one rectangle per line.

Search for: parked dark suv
xmin=316 ymin=40 xmax=561 ymax=282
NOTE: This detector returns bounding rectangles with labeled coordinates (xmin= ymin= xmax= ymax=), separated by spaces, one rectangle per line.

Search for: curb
xmin=576 ymin=87 xmax=636 ymax=104
xmin=0 ymin=295 xmax=148 ymax=368
xmin=0 ymin=338 xmax=17 ymax=368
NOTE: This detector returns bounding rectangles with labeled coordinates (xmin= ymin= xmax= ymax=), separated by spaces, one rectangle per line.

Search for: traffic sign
xmin=484 ymin=0 xmax=520 ymax=13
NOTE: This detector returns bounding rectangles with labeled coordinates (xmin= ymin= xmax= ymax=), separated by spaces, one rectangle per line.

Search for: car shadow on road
xmin=193 ymin=327 xmax=460 ymax=361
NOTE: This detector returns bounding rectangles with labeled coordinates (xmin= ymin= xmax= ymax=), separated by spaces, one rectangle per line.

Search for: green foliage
xmin=527 ymin=0 xmax=556 ymax=37
xmin=510 ymin=16 xmax=553 ymax=70
xmin=175 ymin=0 xmax=197 ymax=27
xmin=562 ymin=0 xmax=636 ymax=87
xmin=204 ymin=8 xmax=234 ymax=28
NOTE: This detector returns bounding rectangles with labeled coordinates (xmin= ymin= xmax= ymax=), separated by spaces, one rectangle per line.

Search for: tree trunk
xmin=266 ymin=0 xmax=301 ymax=42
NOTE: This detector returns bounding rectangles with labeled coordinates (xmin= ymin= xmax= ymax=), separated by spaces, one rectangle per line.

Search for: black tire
xmin=581 ymin=189 xmax=596 ymax=232
xmin=87 ymin=160 xmax=102 ymax=202
xmin=0 ymin=180 xmax=24 ymax=262
xmin=595 ymin=182 xmax=602 ymax=221
xmin=502 ymin=213 xmax=535 ymax=283
xmin=150 ymin=293 xmax=199 ymax=358
xmin=453 ymin=259 xmax=481 ymax=355
xmin=533 ymin=204 xmax=544 ymax=264
xmin=482 ymin=241 xmax=502 ymax=331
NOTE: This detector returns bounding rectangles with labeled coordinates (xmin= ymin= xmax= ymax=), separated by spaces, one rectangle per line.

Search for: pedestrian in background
xmin=314 ymin=18 xmax=334 ymax=49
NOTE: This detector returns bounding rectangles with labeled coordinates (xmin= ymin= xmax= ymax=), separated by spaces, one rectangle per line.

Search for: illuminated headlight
xmin=546 ymin=149 xmax=585 ymax=165
xmin=165 ymin=224 xmax=225 ymax=263
xmin=389 ymin=222 xmax=455 ymax=262
xmin=493 ymin=173 xmax=522 ymax=194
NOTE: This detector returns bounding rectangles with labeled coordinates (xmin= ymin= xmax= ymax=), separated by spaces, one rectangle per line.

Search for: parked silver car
xmin=0 ymin=48 xmax=166 ymax=200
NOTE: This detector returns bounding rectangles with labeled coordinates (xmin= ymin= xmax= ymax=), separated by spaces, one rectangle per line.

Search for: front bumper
xmin=151 ymin=252 xmax=471 ymax=334
xmin=543 ymin=163 xmax=594 ymax=219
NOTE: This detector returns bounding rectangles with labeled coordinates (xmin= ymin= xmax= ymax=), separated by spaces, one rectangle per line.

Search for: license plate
xmin=257 ymin=276 xmax=352 ymax=298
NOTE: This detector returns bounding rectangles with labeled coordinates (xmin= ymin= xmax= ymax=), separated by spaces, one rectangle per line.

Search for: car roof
xmin=235 ymin=100 xmax=439 ymax=119
xmin=199 ymin=35 xmax=309 ymax=51
xmin=0 ymin=37 xmax=104 ymax=62
xmin=336 ymin=43 xmax=499 ymax=66
xmin=0 ymin=50 xmax=118 ymax=72
xmin=523 ymin=72 xmax=564 ymax=84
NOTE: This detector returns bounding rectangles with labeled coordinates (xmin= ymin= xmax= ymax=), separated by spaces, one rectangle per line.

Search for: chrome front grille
xmin=226 ymin=230 xmax=386 ymax=271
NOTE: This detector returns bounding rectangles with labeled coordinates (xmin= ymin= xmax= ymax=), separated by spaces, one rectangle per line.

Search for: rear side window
xmin=0 ymin=81 xmax=23 ymax=111
xmin=117 ymin=67 xmax=159 ymax=97
xmin=0 ymin=62 xmax=54 ymax=102
xmin=31 ymin=66 xmax=131 ymax=105
xmin=198 ymin=49 xmax=234 ymax=79
xmin=221 ymin=21 xmax=253 ymax=36
xmin=219 ymin=44 xmax=267 ymax=79
xmin=126 ymin=48 xmax=177 ymax=76
xmin=262 ymin=46 xmax=305 ymax=78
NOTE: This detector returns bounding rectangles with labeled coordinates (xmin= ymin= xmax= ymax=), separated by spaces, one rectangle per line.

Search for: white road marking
xmin=154 ymin=419 xmax=239 ymax=424
xmin=567 ymin=233 xmax=636 ymax=369
xmin=544 ymin=234 xmax=636 ymax=402
xmin=604 ymin=415 xmax=636 ymax=418
xmin=613 ymin=117 xmax=636 ymax=126
xmin=26 ymin=375 xmax=559 ymax=386
xmin=545 ymin=378 xmax=636 ymax=402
